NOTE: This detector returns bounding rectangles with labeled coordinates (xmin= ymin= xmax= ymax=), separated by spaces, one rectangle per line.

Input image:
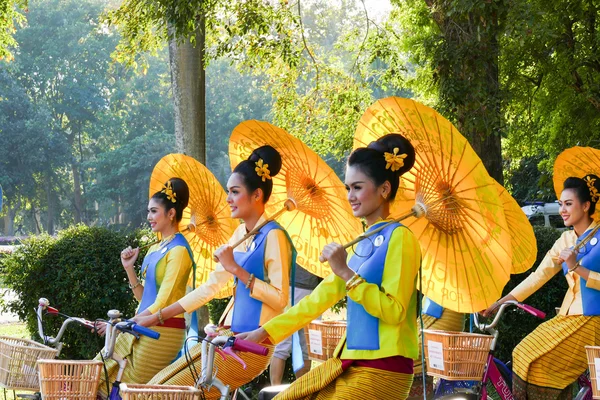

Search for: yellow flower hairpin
xmin=585 ymin=176 xmax=600 ymax=203
xmin=255 ymin=158 xmax=271 ymax=182
xmin=161 ymin=181 xmax=177 ymax=203
xmin=383 ymin=147 xmax=408 ymax=172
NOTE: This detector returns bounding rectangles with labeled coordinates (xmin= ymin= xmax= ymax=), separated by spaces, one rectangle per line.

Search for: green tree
xmin=0 ymin=0 xmax=27 ymax=60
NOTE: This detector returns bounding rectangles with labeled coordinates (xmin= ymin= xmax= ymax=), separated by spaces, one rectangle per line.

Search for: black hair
xmin=150 ymin=177 xmax=190 ymax=222
xmin=347 ymin=133 xmax=416 ymax=201
xmin=232 ymin=145 xmax=282 ymax=203
xmin=563 ymin=174 xmax=600 ymax=216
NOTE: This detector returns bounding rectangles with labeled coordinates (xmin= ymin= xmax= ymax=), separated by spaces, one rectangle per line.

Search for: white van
xmin=521 ymin=202 xmax=564 ymax=229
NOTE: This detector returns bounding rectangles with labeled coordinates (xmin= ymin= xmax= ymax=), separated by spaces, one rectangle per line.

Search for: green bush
xmin=486 ymin=226 xmax=566 ymax=362
xmin=0 ymin=225 xmax=147 ymax=359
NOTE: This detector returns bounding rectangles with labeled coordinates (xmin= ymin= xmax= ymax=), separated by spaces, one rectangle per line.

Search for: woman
xmin=238 ymin=133 xmax=421 ymax=400
xmin=484 ymin=174 xmax=600 ymax=400
xmin=96 ymin=177 xmax=194 ymax=398
xmin=135 ymin=145 xmax=295 ymax=397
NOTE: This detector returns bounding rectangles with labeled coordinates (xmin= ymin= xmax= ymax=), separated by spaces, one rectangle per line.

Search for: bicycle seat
xmin=258 ymin=384 xmax=291 ymax=400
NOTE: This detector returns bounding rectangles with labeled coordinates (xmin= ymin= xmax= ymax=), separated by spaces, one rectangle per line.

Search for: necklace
xmin=158 ymin=233 xmax=177 ymax=250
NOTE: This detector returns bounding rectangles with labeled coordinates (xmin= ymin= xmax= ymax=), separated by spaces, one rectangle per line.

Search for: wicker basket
xmin=303 ymin=320 xmax=346 ymax=362
xmin=422 ymin=329 xmax=492 ymax=381
xmin=0 ymin=336 xmax=59 ymax=391
xmin=586 ymin=346 xmax=600 ymax=399
xmin=119 ymin=383 xmax=202 ymax=399
xmin=38 ymin=359 xmax=103 ymax=399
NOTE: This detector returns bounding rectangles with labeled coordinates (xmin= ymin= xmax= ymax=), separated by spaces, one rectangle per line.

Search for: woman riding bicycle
xmin=135 ymin=145 xmax=295 ymax=397
xmin=95 ymin=177 xmax=194 ymax=399
xmin=238 ymin=133 xmax=420 ymax=399
xmin=485 ymin=174 xmax=600 ymax=400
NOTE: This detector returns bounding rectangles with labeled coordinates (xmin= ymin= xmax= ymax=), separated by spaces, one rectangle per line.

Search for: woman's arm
xmin=345 ymin=227 xmax=420 ymax=325
xmin=122 ymin=247 xmax=143 ymax=301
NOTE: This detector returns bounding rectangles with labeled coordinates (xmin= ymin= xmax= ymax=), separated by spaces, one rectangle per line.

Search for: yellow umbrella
xmin=229 ymin=120 xmax=363 ymax=278
xmin=553 ymin=146 xmax=600 ymax=203
xmin=495 ymin=181 xmax=537 ymax=274
xmin=354 ymin=97 xmax=512 ymax=313
xmin=149 ymin=154 xmax=238 ymax=297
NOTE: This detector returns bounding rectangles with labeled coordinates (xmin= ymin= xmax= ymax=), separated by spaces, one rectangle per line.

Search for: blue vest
xmin=138 ymin=233 xmax=195 ymax=314
xmin=230 ymin=221 xmax=296 ymax=333
xmin=422 ymin=297 xmax=444 ymax=319
xmin=346 ymin=222 xmax=402 ymax=350
xmin=562 ymin=226 xmax=600 ymax=316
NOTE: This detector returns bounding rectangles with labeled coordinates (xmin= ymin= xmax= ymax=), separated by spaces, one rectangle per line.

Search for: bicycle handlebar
xmin=103 ymin=312 xmax=160 ymax=358
xmin=474 ymin=300 xmax=545 ymax=332
xmin=37 ymin=298 xmax=95 ymax=347
xmin=229 ymin=337 xmax=268 ymax=356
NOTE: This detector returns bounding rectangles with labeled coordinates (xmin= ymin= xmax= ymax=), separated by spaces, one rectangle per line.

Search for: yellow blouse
xmin=511 ymin=221 xmax=600 ymax=315
xmin=262 ymin=222 xmax=421 ymax=360
xmin=140 ymin=244 xmax=193 ymax=318
xmin=177 ymin=214 xmax=292 ymax=327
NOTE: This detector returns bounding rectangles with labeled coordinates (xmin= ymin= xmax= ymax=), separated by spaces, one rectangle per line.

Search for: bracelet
xmin=128 ymin=279 xmax=142 ymax=290
xmin=157 ymin=309 xmax=164 ymax=325
xmin=245 ymin=273 xmax=255 ymax=289
xmin=345 ymin=273 xmax=364 ymax=292
xmin=569 ymin=262 xmax=581 ymax=273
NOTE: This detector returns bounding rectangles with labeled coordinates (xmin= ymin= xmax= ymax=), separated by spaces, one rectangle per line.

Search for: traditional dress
xmin=96 ymin=233 xmax=193 ymax=397
xmin=148 ymin=214 xmax=294 ymax=399
xmin=511 ymin=221 xmax=600 ymax=399
xmin=263 ymin=219 xmax=421 ymax=400
xmin=409 ymin=299 xmax=465 ymax=398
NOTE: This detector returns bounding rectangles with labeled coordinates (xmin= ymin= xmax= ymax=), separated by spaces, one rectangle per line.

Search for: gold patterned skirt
xmin=513 ymin=314 xmax=600 ymax=400
xmin=148 ymin=338 xmax=274 ymax=399
xmin=274 ymin=358 xmax=413 ymax=400
xmin=95 ymin=325 xmax=185 ymax=397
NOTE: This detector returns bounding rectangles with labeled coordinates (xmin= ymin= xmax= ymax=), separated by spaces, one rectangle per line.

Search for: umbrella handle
xmin=317 ymin=205 xmax=424 ymax=263
xmin=213 ymin=199 xmax=297 ymax=262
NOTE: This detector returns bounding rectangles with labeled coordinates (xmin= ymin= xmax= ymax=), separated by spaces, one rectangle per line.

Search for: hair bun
xmin=168 ymin=178 xmax=190 ymax=210
xmin=370 ymin=133 xmax=416 ymax=176
xmin=248 ymin=145 xmax=283 ymax=178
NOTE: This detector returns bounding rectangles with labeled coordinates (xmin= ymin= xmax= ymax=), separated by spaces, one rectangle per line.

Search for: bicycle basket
xmin=0 ymin=336 xmax=59 ymax=391
xmin=585 ymin=346 xmax=600 ymax=399
xmin=38 ymin=359 xmax=103 ymax=399
xmin=119 ymin=383 xmax=202 ymax=399
xmin=304 ymin=320 xmax=346 ymax=362
xmin=423 ymin=330 xmax=493 ymax=381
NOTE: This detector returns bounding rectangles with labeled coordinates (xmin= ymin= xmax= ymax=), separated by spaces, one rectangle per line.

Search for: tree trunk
xmin=72 ymin=162 xmax=83 ymax=224
xmin=4 ymin=209 xmax=14 ymax=236
xmin=168 ymin=22 xmax=206 ymax=164
xmin=46 ymin=171 xmax=55 ymax=234
xmin=168 ymin=18 xmax=210 ymax=333
xmin=428 ymin=1 xmax=505 ymax=184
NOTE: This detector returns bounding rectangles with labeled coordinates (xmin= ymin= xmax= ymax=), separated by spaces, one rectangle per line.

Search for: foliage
xmin=0 ymin=225 xmax=147 ymax=359
xmin=482 ymin=226 xmax=565 ymax=363
xmin=0 ymin=0 xmax=27 ymax=61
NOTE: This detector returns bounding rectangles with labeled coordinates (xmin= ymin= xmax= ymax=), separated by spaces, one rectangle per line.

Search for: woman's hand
xmin=214 ymin=245 xmax=238 ymax=273
xmin=236 ymin=327 xmax=269 ymax=344
xmin=121 ymin=246 xmax=140 ymax=270
xmin=481 ymin=294 xmax=517 ymax=317
xmin=94 ymin=321 xmax=107 ymax=336
xmin=559 ymin=248 xmax=578 ymax=270
xmin=320 ymin=243 xmax=354 ymax=281
xmin=132 ymin=314 xmax=159 ymax=328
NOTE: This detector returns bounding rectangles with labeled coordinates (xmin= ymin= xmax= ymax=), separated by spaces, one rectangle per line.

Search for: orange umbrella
xmin=553 ymin=146 xmax=600 ymax=205
xmin=495 ymin=181 xmax=537 ymax=274
xmin=229 ymin=120 xmax=363 ymax=278
xmin=354 ymin=97 xmax=512 ymax=313
xmin=149 ymin=154 xmax=238 ymax=297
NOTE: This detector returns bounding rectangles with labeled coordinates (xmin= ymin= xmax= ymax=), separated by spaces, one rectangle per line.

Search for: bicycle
xmin=20 ymin=298 xmax=160 ymax=400
xmin=431 ymin=300 xmax=592 ymax=400
xmin=183 ymin=324 xmax=269 ymax=400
